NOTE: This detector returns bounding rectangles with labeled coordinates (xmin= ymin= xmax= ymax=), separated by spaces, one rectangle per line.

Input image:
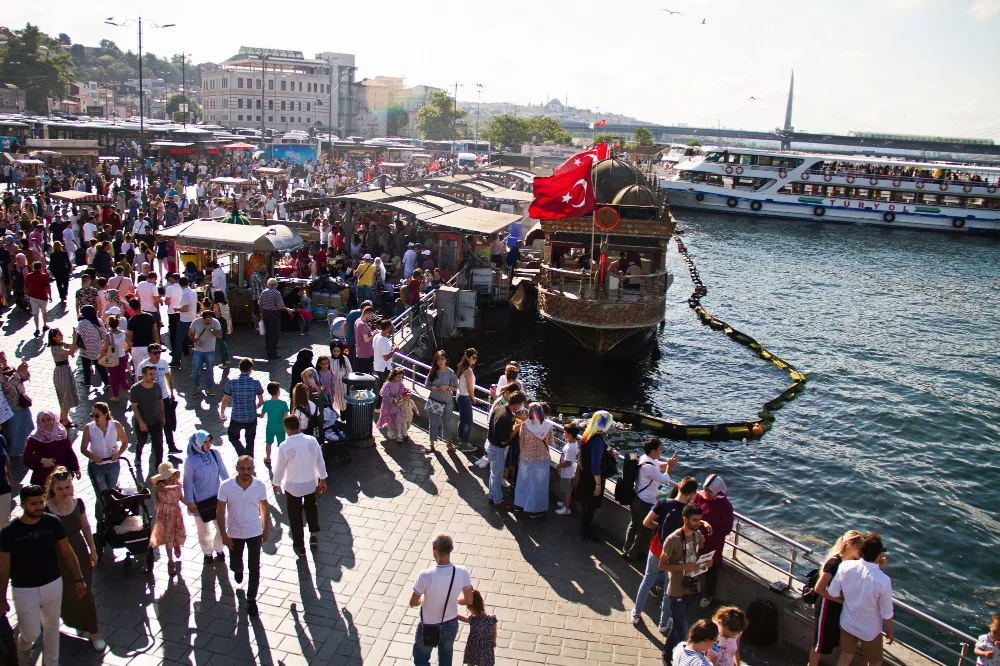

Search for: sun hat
xmin=151 ymin=461 xmax=178 ymax=483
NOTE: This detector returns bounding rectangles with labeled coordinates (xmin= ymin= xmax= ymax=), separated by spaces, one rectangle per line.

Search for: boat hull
xmin=536 ymin=289 xmax=664 ymax=355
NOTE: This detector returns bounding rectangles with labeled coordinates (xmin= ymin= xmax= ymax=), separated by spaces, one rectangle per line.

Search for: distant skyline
xmin=8 ymin=0 xmax=1000 ymax=138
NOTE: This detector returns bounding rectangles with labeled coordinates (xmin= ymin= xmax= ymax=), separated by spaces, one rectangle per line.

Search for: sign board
xmin=86 ymin=106 xmax=104 ymax=117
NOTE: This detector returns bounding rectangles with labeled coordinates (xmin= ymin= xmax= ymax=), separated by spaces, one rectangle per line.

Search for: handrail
xmin=800 ymin=169 xmax=1000 ymax=188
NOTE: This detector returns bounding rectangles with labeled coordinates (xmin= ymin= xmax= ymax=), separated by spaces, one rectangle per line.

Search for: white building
xmin=202 ymin=47 xmax=338 ymax=133
xmin=315 ymin=52 xmax=357 ymax=136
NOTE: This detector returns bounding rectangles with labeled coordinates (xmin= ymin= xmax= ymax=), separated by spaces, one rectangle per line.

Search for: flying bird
xmin=701 ymin=18 xmax=707 ymax=24
xmin=661 ymin=9 xmax=683 ymax=14
xmin=749 ymin=96 xmax=757 ymax=100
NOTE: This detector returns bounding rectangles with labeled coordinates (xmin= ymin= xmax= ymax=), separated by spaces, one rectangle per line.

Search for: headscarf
xmin=704 ymin=474 xmax=728 ymax=497
xmin=30 ymin=410 xmax=67 ymax=443
xmin=374 ymin=256 xmax=386 ymax=282
xmin=290 ymin=348 xmax=315 ymax=392
xmin=581 ymin=410 xmax=614 ymax=444
xmin=79 ymin=304 xmax=102 ymax=329
xmin=522 ymin=402 xmax=553 ymax=439
xmin=185 ymin=429 xmax=212 ymax=457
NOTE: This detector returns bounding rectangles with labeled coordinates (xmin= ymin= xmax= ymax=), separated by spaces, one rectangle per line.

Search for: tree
xmin=386 ymin=102 xmax=408 ymax=136
xmin=685 ymin=139 xmax=701 ymax=146
xmin=594 ymin=132 xmax=626 ymax=145
xmin=0 ymin=24 xmax=75 ymax=114
xmin=415 ymin=90 xmax=466 ymax=140
xmin=634 ymin=126 xmax=654 ymax=146
xmin=166 ymin=93 xmax=201 ymax=121
xmin=482 ymin=115 xmax=530 ymax=151
xmin=57 ymin=33 xmax=71 ymax=46
xmin=522 ymin=116 xmax=574 ymax=145
xmin=70 ymin=43 xmax=86 ymax=65
xmin=98 ymin=39 xmax=121 ymax=53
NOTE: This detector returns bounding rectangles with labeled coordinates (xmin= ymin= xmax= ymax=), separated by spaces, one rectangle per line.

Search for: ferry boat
xmin=535 ymin=158 xmax=676 ymax=354
xmin=660 ymin=148 xmax=1000 ymax=233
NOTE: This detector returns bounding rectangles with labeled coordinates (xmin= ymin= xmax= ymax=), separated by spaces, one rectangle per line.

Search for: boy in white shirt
xmin=555 ymin=422 xmax=581 ymax=515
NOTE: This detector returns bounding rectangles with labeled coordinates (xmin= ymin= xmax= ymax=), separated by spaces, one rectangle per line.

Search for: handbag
xmin=420 ymin=565 xmax=456 ymax=648
xmin=98 ymin=343 xmax=120 ymax=368
xmin=426 ymin=399 xmax=446 ymax=416
xmin=195 ymin=497 xmax=218 ymax=523
xmin=16 ymin=391 xmax=31 ymax=409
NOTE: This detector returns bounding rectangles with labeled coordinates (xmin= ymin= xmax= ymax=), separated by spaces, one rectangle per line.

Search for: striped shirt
xmin=258 ymin=287 xmax=284 ymax=311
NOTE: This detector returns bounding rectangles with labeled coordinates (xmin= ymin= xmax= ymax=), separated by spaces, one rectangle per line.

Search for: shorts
xmin=29 ymin=297 xmax=46 ymax=315
xmin=839 ymin=628 xmax=883 ymax=662
xmin=559 ymin=476 xmax=573 ymax=494
xmin=266 ymin=424 xmax=286 ymax=446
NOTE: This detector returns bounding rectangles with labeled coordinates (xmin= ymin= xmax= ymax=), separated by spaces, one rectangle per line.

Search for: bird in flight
xmin=701 ymin=18 xmax=707 ymax=24
xmin=661 ymin=9 xmax=683 ymax=14
xmin=749 ymin=96 xmax=757 ymax=100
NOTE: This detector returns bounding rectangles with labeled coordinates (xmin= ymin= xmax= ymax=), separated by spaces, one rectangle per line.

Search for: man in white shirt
xmin=623 ymin=438 xmax=677 ymax=561
xmin=402 ymin=243 xmax=418 ymax=279
xmin=164 ymin=273 xmax=183 ymax=366
xmin=408 ymin=534 xmax=475 ymax=665
xmin=372 ymin=321 xmax=397 ymax=409
xmin=272 ymin=416 xmax=327 ymax=558
xmin=171 ymin=277 xmax=198 ymax=369
xmin=264 ymin=195 xmax=276 ymax=218
xmin=132 ymin=214 xmax=150 ymax=237
xmin=217 ymin=455 xmax=269 ymax=618
xmin=137 ymin=344 xmax=179 ymax=454
xmin=136 ymin=272 xmax=160 ymax=316
xmin=82 ymin=220 xmax=97 ymax=243
xmin=210 ymin=262 xmax=227 ymax=295
xmin=62 ymin=224 xmax=77 ymax=261
xmin=829 ymin=533 xmax=894 ymax=666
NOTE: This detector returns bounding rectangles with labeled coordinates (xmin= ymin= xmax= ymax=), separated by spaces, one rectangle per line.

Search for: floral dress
xmin=325 ymin=358 xmax=352 ymax=412
xmin=150 ymin=481 xmax=186 ymax=549
xmin=376 ymin=380 xmax=406 ymax=439
xmin=462 ymin=613 xmax=497 ymax=666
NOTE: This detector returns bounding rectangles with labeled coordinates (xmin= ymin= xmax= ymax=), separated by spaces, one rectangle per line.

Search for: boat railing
xmin=540 ymin=265 xmax=670 ymax=303
xmin=387 ymin=273 xmax=460 ymax=347
xmin=800 ymin=169 xmax=1000 ymax=189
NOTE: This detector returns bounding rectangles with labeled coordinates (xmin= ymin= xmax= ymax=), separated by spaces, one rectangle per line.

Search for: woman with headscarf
xmin=10 ymin=252 xmax=28 ymax=308
xmin=371 ymin=256 xmax=386 ymax=312
xmin=574 ymin=410 xmax=615 ymax=542
xmin=49 ymin=240 xmax=72 ymax=302
xmin=323 ymin=344 xmax=352 ymax=413
xmin=693 ymin=474 xmax=734 ymax=608
xmin=181 ymin=430 xmax=229 ymax=564
xmin=23 ymin=411 xmax=79 ymax=486
xmin=514 ymin=403 xmax=555 ymax=518
xmin=77 ymin=305 xmax=110 ymax=388
xmin=289 ymin=348 xmax=314 ymax=395
xmin=0 ymin=351 xmax=32 ymax=457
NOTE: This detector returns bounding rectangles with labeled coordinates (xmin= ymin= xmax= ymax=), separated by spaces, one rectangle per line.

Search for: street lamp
xmin=248 ymin=54 xmax=272 ymax=158
xmin=475 ymin=83 xmax=483 ymax=145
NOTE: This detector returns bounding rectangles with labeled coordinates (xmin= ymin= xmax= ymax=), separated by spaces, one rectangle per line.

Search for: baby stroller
xmin=321 ymin=407 xmax=351 ymax=464
xmin=92 ymin=457 xmax=155 ymax=575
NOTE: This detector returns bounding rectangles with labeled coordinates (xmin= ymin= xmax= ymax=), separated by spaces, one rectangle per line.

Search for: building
xmin=202 ymin=46 xmax=338 ymax=134
xmin=0 ymin=83 xmax=23 ymax=113
xmin=315 ymin=52 xmax=357 ymax=137
xmin=355 ymin=76 xmax=444 ymax=138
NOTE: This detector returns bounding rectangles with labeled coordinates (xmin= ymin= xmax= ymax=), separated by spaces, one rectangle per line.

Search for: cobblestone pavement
xmin=1 ymin=274 xmax=671 ymax=666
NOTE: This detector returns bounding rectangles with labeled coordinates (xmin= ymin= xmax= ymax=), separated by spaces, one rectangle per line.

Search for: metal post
xmin=138 ymin=17 xmax=143 ymax=186
xmin=732 ymin=520 xmax=740 ymax=559
xmin=181 ymin=50 xmax=186 ymax=129
xmin=788 ymin=546 xmax=797 ymax=589
xmin=959 ymin=643 xmax=971 ymax=666
xmin=260 ymin=58 xmax=266 ymax=154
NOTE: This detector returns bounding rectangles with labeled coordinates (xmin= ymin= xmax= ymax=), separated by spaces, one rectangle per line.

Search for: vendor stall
xmin=48 ymin=191 xmax=115 ymax=205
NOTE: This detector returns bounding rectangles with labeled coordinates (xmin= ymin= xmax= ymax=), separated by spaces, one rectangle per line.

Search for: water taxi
xmin=660 ymin=148 xmax=1000 ymax=233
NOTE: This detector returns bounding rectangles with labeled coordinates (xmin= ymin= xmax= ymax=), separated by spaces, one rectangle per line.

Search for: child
xmin=399 ymin=388 xmax=419 ymax=443
xmin=710 ymin=606 xmax=748 ymax=666
xmin=259 ymin=381 xmax=289 ymax=465
xmin=458 ymin=590 xmax=497 ymax=666
xmin=376 ymin=368 xmax=406 ymax=443
xmin=555 ymin=422 xmax=580 ymax=515
xmin=149 ymin=461 xmax=186 ymax=575
xmin=975 ymin=614 xmax=1000 ymax=666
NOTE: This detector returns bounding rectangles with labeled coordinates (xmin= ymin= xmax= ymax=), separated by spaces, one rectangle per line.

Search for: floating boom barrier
xmin=547 ymin=236 xmax=807 ymax=442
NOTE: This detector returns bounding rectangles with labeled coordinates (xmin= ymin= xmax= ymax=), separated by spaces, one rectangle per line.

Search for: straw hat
xmin=150 ymin=461 xmax=178 ymax=483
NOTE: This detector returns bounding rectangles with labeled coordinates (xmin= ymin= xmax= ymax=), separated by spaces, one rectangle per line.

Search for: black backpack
xmin=743 ymin=599 xmax=779 ymax=646
xmin=614 ymin=454 xmax=654 ymax=505
xmin=800 ymin=568 xmax=821 ymax=605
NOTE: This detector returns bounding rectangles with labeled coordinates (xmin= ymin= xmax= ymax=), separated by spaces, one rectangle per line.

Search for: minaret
xmin=781 ymin=70 xmax=794 ymax=150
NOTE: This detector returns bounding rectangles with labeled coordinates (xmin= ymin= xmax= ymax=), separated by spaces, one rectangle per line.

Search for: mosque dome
xmin=592 ymin=158 xmax=650 ymax=204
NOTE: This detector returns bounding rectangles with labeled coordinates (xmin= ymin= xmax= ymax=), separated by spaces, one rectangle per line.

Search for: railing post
xmin=959 ymin=642 xmax=971 ymax=666
xmin=732 ymin=521 xmax=740 ymax=560
xmin=788 ymin=547 xmax=797 ymax=589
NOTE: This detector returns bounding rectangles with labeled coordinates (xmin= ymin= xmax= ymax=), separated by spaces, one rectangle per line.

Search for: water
xmin=479 ymin=211 xmax=1000 ymax=639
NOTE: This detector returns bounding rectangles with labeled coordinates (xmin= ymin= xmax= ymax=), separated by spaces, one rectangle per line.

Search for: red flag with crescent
xmin=594 ymin=119 xmax=607 ymax=127
xmin=427 ymin=161 xmax=439 ymax=173
xmin=554 ymin=143 xmax=610 ymax=175
xmin=529 ymin=160 xmax=596 ymax=220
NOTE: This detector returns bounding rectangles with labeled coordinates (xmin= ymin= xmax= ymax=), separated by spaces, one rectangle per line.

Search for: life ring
xmin=883 ymin=211 xmax=895 ymax=223
xmin=801 ymin=172 xmax=810 ymax=180
xmin=939 ymin=182 xmax=948 ymax=191
xmin=916 ymin=180 xmax=925 ymax=190
xmin=869 ymin=177 xmax=878 ymax=186
xmin=824 ymin=174 xmax=832 ymax=182
xmin=735 ymin=166 xmax=744 ymax=175
xmin=952 ymin=218 xmax=965 ymax=228
xmin=724 ymin=165 xmax=734 ymax=175
xmin=989 ymin=186 xmax=998 ymax=194
xmin=892 ymin=179 xmax=902 ymax=187
xmin=695 ymin=193 xmax=705 ymax=202
xmin=726 ymin=197 xmax=739 ymax=208
xmin=778 ymin=169 xmax=787 ymax=179
xmin=846 ymin=175 xmax=855 ymax=184
xmin=750 ymin=201 xmax=762 ymax=212
xmin=813 ymin=206 xmax=825 ymax=217
xmin=963 ymin=184 xmax=972 ymax=193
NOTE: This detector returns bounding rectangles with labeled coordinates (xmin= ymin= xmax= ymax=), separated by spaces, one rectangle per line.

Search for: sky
xmin=8 ymin=0 xmax=1000 ymax=138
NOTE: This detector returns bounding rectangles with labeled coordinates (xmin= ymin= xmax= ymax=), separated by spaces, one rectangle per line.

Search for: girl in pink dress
xmin=376 ymin=368 xmax=406 ymax=442
xmin=150 ymin=461 xmax=187 ymax=575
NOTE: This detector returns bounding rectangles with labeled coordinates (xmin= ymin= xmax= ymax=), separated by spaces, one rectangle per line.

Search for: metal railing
xmin=801 ymin=169 xmax=1000 ymax=190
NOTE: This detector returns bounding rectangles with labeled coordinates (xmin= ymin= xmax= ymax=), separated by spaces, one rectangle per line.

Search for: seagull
xmin=661 ymin=9 xmax=683 ymax=14
xmin=749 ymin=96 xmax=757 ymax=100
xmin=701 ymin=18 xmax=707 ymax=24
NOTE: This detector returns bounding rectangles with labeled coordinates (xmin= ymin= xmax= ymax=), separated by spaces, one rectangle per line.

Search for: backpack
xmin=614 ymin=454 xmax=654 ymax=505
xmin=600 ymin=447 xmax=619 ymax=480
xmin=800 ymin=567 xmax=821 ymax=605
xmin=743 ymin=599 xmax=779 ymax=646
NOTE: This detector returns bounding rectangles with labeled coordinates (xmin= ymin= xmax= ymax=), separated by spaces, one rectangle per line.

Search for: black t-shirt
xmin=823 ymin=554 xmax=842 ymax=578
xmin=488 ymin=405 xmax=514 ymax=449
xmin=127 ymin=312 xmax=156 ymax=347
xmin=651 ymin=498 xmax=686 ymax=547
xmin=0 ymin=514 xmax=66 ymax=588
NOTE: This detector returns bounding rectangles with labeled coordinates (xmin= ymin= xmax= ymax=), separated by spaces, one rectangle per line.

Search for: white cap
xmin=362 ymin=253 xmax=372 ymax=260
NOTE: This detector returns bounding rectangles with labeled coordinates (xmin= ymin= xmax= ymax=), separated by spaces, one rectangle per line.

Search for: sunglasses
xmin=149 ymin=351 xmax=161 ymax=355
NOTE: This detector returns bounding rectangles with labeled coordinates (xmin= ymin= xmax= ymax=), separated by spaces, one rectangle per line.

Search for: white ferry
xmin=659 ymin=148 xmax=1000 ymax=233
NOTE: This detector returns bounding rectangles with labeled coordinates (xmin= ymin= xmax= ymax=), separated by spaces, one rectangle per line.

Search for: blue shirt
xmin=345 ymin=308 xmax=362 ymax=347
xmin=223 ymin=373 xmax=264 ymax=423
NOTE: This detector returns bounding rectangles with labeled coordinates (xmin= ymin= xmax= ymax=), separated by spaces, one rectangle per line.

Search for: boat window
xmin=704 ymin=152 xmax=723 ymax=163
xmin=941 ymin=196 xmax=962 ymax=207
xmin=855 ymin=188 xmax=870 ymax=199
xmin=832 ymin=186 xmax=847 ymax=197
xmin=707 ymin=175 xmax=724 ymax=186
xmin=738 ymin=154 xmax=753 ymax=165
xmin=874 ymin=190 xmax=891 ymax=202
xmin=890 ymin=191 xmax=915 ymax=204
xmin=966 ymin=197 xmax=986 ymax=208
xmin=918 ymin=193 xmax=939 ymax=205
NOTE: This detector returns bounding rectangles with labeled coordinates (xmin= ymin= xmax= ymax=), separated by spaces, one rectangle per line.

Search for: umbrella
xmin=222 ymin=142 xmax=258 ymax=151
xmin=220 ymin=201 xmax=251 ymax=225
xmin=252 ymin=150 xmax=265 ymax=160
xmin=28 ymin=150 xmax=62 ymax=158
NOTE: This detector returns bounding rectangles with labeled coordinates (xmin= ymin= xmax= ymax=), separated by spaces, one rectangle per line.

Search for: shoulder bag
xmin=98 ymin=340 xmax=119 ymax=368
xmin=192 ymin=450 xmax=221 ymax=523
xmin=420 ymin=565 xmax=456 ymax=648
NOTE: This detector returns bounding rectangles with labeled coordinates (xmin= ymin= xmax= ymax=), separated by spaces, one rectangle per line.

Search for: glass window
xmin=256 ymin=79 xmax=261 ymax=89
xmin=280 ymin=116 xmax=286 ymax=122
xmin=281 ymin=101 xmax=286 ymax=111
xmin=306 ymin=118 xmax=310 ymax=123
xmin=297 ymin=101 xmax=302 ymax=111
xmin=966 ymin=197 xmax=985 ymax=208
xmin=941 ymin=196 xmax=961 ymax=207
xmin=238 ymin=114 xmax=243 ymax=121
xmin=256 ymin=115 xmax=261 ymax=121
xmin=298 ymin=82 xmax=302 ymax=91
xmin=268 ymin=116 xmax=273 ymax=122
xmin=918 ymin=193 xmax=939 ymax=205
xmin=268 ymin=80 xmax=274 ymax=90
xmin=237 ymin=99 xmax=243 ymax=109
xmin=256 ymin=99 xmax=261 ymax=110
xmin=238 ymin=78 xmax=243 ymax=89
xmin=281 ymin=81 xmax=286 ymax=91
xmin=307 ymin=102 xmax=311 ymax=111
xmin=268 ymin=100 xmax=273 ymax=110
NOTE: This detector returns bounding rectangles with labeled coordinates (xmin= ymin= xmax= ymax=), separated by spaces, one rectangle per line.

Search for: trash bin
xmin=343 ymin=372 xmax=377 ymax=447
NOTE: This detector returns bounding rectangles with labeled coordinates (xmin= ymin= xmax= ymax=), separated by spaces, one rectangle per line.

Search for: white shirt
xmin=828 ymin=559 xmax=894 ymax=642
xmin=132 ymin=218 xmax=150 ymax=236
xmin=139 ymin=357 xmax=172 ymax=398
xmin=164 ymin=282 xmax=182 ymax=314
xmin=635 ymin=454 xmax=672 ymax=504
xmin=82 ymin=222 xmax=97 ymax=242
xmin=178 ymin=287 xmax=199 ymax=323
xmin=672 ymin=644 xmax=712 ymax=666
xmin=402 ymin=249 xmax=418 ymax=273
xmin=62 ymin=226 xmax=77 ymax=251
xmin=137 ymin=281 xmax=159 ymax=312
xmin=86 ymin=420 xmax=120 ymax=459
xmin=412 ymin=564 xmax=473 ymax=625
xmin=976 ymin=633 xmax=1000 ymax=666
xmin=559 ymin=440 xmax=578 ymax=479
xmin=211 ymin=267 xmax=227 ymax=294
xmin=217 ymin=477 xmax=267 ymax=539
xmin=373 ymin=333 xmax=393 ymax=372
xmin=272 ymin=433 xmax=327 ymax=497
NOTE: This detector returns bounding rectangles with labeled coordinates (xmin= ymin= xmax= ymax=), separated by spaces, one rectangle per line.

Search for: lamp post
xmin=475 ymin=83 xmax=483 ymax=145
xmin=249 ymin=54 xmax=272 ymax=159
xmin=452 ymin=81 xmax=462 ymax=140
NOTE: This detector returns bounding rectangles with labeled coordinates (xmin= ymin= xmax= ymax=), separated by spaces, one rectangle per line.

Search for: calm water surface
xmin=480 ymin=211 xmax=1000 ymax=636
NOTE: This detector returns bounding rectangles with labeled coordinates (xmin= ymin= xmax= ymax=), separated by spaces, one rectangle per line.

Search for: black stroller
xmin=92 ymin=458 xmax=155 ymax=574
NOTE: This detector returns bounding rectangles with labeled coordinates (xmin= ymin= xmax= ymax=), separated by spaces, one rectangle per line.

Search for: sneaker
xmin=91 ymin=636 xmax=107 ymax=651
xmin=457 ymin=443 xmax=476 ymax=453
xmin=474 ymin=456 xmax=489 ymax=468
xmin=658 ymin=621 xmax=673 ymax=636
xmin=556 ymin=501 xmax=565 ymax=508
xmin=247 ymin=600 xmax=259 ymax=617
xmin=629 ymin=611 xmax=641 ymax=626
xmin=699 ymin=596 xmax=713 ymax=609
xmin=555 ymin=506 xmax=571 ymax=515
xmin=233 ymin=568 xmax=244 ymax=584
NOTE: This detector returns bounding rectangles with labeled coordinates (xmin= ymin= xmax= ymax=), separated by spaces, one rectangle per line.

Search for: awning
xmin=49 ymin=191 xmax=115 ymax=204
xmin=426 ymin=208 xmax=523 ymax=235
xmin=255 ymin=167 xmax=288 ymax=175
xmin=16 ymin=158 xmax=44 ymax=165
xmin=222 ymin=142 xmax=258 ymax=151
xmin=380 ymin=162 xmax=406 ymax=168
xmin=156 ymin=220 xmax=304 ymax=254
xmin=150 ymin=141 xmax=195 ymax=148
xmin=478 ymin=187 xmax=533 ymax=202
xmin=210 ymin=177 xmax=252 ymax=185
xmin=413 ymin=174 xmax=533 ymax=201
xmin=478 ymin=166 xmax=535 ymax=185
xmin=332 ymin=186 xmax=521 ymax=234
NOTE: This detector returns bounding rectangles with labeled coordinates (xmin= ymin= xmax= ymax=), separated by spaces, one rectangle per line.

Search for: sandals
xmin=309 ymin=534 xmax=319 ymax=551
xmin=446 ymin=442 xmax=456 ymax=452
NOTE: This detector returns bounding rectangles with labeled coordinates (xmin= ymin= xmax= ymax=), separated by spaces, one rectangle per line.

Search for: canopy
xmin=478 ymin=166 xmax=535 ymax=185
xmin=48 ymin=191 xmax=115 ymax=204
xmin=16 ymin=158 xmax=44 ymax=165
xmin=156 ymin=220 xmax=303 ymax=254
xmin=28 ymin=150 xmax=61 ymax=158
xmin=380 ymin=162 xmax=406 ymax=168
xmin=150 ymin=141 xmax=195 ymax=148
xmin=210 ymin=177 xmax=252 ymax=185
xmin=426 ymin=208 xmax=525 ymax=235
xmin=255 ymin=167 xmax=288 ymax=175
xmin=223 ymin=142 xmax=258 ymax=151
xmin=415 ymin=174 xmax=534 ymax=202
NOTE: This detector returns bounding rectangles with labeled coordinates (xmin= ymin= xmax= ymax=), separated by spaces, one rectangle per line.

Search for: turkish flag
xmin=427 ymin=161 xmax=439 ymax=173
xmin=529 ymin=160 xmax=595 ymax=220
xmin=595 ymin=119 xmax=607 ymax=127
xmin=554 ymin=142 xmax=609 ymax=175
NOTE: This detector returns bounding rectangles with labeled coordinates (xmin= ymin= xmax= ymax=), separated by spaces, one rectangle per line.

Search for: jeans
xmin=88 ymin=460 xmax=121 ymax=516
xmin=357 ymin=285 xmax=372 ymax=305
xmin=666 ymin=595 xmax=697 ymax=655
xmin=633 ymin=551 xmax=672 ymax=630
xmin=456 ymin=395 xmax=473 ymax=444
xmin=487 ymin=445 xmax=509 ymax=503
xmin=286 ymin=491 xmax=319 ymax=552
xmin=623 ymin=497 xmax=654 ymax=559
xmin=229 ymin=535 xmax=262 ymax=601
xmin=191 ymin=350 xmax=215 ymax=390
xmin=13 ymin=578 xmax=63 ymax=666
xmin=426 ymin=399 xmax=453 ymax=444
xmin=413 ymin=617 xmax=459 ymax=666
xmin=172 ymin=320 xmax=191 ymax=366
xmin=107 ymin=358 xmax=130 ymax=398
xmin=228 ymin=420 xmax=258 ymax=458
xmin=134 ymin=419 xmax=164 ymax=469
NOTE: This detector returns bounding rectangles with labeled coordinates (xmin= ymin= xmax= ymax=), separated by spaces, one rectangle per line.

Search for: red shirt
xmin=315 ymin=249 xmax=328 ymax=267
xmin=24 ymin=270 xmax=51 ymax=300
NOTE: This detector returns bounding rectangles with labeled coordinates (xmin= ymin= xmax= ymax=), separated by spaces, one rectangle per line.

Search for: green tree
xmin=166 ymin=93 xmax=201 ymax=121
xmin=0 ymin=24 xmax=75 ymax=114
xmin=70 ymin=43 xmax=86 ymax=65
xmin=57 ymin=33 xmax=71 ymax=46
xmin=482 ymin=115 xmax=530 ymax=150
xmin=98 ymin=40 xmax=121 ymax=53
xmin=386 ymin=102 xmax=408 ymax=135
xmin=415 ymin=90 xmax=466 ymax=140
xmin=634 ymin=126 xmax=654 ymax=146
xmin=685 ymin=139 xmax=701 ymax=146
xmin=594 ymin=132 xmax=627 ymax=145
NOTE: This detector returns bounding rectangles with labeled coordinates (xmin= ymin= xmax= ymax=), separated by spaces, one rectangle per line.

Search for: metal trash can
xmin=343 ymin=372 xmax=377 ymax=447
